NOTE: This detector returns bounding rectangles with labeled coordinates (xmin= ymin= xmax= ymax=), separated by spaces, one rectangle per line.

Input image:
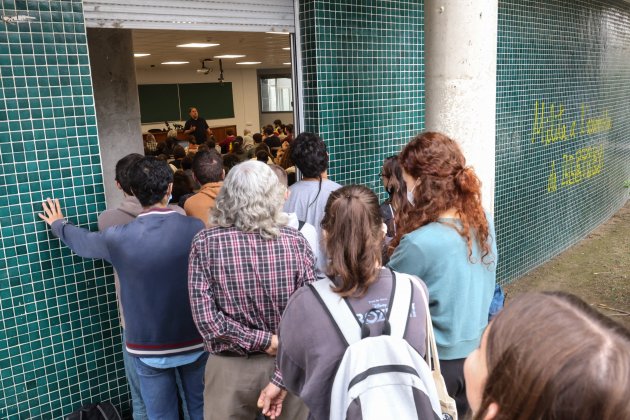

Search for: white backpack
xmin=309 ymin=271 xmax=444 ymax=420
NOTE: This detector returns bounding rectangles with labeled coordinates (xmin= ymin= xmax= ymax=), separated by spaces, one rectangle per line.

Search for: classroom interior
xmin=128 ymin=29 xmax=295 ymax=146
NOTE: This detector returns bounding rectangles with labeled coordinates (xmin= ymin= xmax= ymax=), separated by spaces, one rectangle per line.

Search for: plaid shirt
xmin=188 ymin=225 xmax=316 ymax=387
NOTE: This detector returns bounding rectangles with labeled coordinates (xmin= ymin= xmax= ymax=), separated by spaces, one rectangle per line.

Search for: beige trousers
xmin=203 ymin=354 xmax=309 ymax=420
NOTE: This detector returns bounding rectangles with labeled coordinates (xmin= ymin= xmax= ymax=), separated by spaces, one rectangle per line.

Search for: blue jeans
xmin=134 ymin=352 xmax=208 ymax=420
xmin=122 ymin=330 xmax=148 ymax=420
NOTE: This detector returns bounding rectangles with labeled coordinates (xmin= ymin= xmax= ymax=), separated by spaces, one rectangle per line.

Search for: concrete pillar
xmin=424 ymin=0 xmax=498 ymax=212
xmin=87 ymin=28 xmax=144 ymax=209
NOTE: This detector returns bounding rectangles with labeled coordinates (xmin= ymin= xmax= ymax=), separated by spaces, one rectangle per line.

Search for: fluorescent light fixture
xmin=283 ymin=62 xmax=291 ymax=65
xmin=161 ymin=61 xmax=189 ymax=65
xmin=266 ymin=31 xmax=290 ymax=35
xmin=214 ymin=54 xmax=245 ymax=59
xmin=282 ymin=47 xmax=291 ymax=50
xmin=134 ymin=53 xmax=150 ymax=57
xmin=236 ymin=61 xmax=261 ymax=65
xmin=177 ymin=43 xmax=220 ymax=48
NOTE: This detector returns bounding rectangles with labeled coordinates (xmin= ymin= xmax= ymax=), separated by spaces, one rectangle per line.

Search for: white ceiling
xmin=132 ymin=29 xmax=292 ymax=72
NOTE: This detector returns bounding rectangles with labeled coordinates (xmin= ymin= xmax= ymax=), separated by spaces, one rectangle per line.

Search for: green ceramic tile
xmin=494 ymin=0 xmax=630 ymax=284
xmin=0 ymin=0 xmax=128 ymax=417
xmin=299 ymin=0 xmax=424 ymax=196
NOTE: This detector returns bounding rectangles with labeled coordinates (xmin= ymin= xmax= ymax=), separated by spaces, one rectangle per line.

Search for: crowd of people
xmin=39 ymin=125 xmax=630 ymax=420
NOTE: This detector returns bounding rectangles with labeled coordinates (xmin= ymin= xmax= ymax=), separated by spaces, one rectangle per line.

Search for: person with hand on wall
xmin=97 ymin=153 xmax=186 ymax=420
xmin=39 ymin=157 xmax=207 ymax=420
xmin=465 ymin=291 xmax=630 ymax=420
xmin=387 ymin=132 xmax=497 ymax=418
xmin=184 ymin=107 xmax=213 ymax=145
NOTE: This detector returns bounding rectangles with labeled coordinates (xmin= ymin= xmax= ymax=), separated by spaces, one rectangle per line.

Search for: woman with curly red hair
xmin=387 ymin=132 xmax=497 ymax=417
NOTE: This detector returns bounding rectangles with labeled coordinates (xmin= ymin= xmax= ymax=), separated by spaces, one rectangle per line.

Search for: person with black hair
xmin=184 ymin=107 xmax=213 ymax=144
xmin=283 ymin=132 xmax=341 ymax=271
xmin=39 ymin=156 xmax=207 ymax=420
xmin=220 ymin=128 xmax=236 ymax=154
xmin=225 ymin=136 xmax=250 ymax=162
xmin=184 ymin=150 xmax=224 ymax=227
xmin=170 ymin=145 xmax=187 ymax=169
xmin=263 ymin=126 xmax=282 ymax=153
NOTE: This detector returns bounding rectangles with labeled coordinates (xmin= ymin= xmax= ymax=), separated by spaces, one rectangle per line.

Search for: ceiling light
xmin=161 ymin=61 xmax=189 ymax=65
xmin=282 ymin=47 xmax=291 ymax=50
xmin=266 ymin=31 xmax=290 ymax=35
xmin=236 ymin=61 xmax=261 ymax=65
xmin=134 ymin=53 xmax=150 ymax=57
xmin=283 ymin=62 xmax=291 ymax=65
xmin=214 ymin=55 xmax=245 ymax=59
xmin=177 ymin=43 xmax=220 ymax=48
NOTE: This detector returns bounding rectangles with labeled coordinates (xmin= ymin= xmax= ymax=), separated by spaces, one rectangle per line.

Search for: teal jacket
xmin=388 ymin=216 xmax=497 ymax=360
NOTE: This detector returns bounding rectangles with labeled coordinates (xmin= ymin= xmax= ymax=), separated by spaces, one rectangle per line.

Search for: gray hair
xmin=210 ymin=161 xmax=288 ymax=238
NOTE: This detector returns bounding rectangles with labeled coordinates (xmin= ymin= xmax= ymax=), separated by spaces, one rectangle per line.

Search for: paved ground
xmin=505 ymin=200 xmax=630 ymax=329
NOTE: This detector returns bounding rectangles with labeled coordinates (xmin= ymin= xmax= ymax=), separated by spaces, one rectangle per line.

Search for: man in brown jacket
xmin=184 ymin=150 xmax=224 ymax=226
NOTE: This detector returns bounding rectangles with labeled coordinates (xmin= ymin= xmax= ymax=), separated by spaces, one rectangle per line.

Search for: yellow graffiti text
xmin=532 ymin=101 xmax=612 ymax=145
xmin=560 ymin=145 xmax=604 ymax=187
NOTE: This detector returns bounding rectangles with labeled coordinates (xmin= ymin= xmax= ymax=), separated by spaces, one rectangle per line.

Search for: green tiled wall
xmin=299 ymin=0 xmax=424 ymax=193
xmin=495 ymin=0 xmax=630 ymax=284
xmin=0 ymin=0 xmax=129 ymax=418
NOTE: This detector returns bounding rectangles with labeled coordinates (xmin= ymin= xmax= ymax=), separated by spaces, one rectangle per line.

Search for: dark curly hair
xmin=128 ymin=156 xmax=173 ymax=207
xmin=290 ymin=132 xmax=328 ymax=178
xmin=389 ymin=132 xmax=492 ymax=263
xmin=115 ymin=153 xmax=143 ymax=195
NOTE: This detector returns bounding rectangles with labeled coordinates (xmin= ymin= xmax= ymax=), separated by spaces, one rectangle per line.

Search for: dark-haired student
xmin=283 ymin=132 xmax=341 ymax=271
xmin=39 ymin=157 xmax=207 ymax=420
xmin=97 ymin=153 xmax=186 ymax=419
xmin=184 ymin=150 xmax=224 ymax=227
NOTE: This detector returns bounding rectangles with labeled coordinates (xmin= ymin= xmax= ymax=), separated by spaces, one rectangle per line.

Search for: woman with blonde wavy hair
xmin=387 ymin=132 xmax=497 ymax=417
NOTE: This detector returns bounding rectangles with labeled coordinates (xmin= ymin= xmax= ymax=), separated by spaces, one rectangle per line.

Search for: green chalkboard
xmin=138 ymin=84 xmax=181 ymax=123
xmin=179 ymin=83 xmax=235 ymax=120
xmin=138 ymin=83 xmax=235 ymax=123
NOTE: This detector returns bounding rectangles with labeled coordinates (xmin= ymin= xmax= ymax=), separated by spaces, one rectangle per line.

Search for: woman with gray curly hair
xmin=188 ymin=160 xmax=315 ymax=420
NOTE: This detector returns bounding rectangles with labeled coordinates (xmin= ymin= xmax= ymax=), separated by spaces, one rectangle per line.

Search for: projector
xmin=197 ymin=58 xmax=213 ymax=75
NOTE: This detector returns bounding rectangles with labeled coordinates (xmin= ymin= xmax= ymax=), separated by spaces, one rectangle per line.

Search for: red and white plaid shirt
xmin=188 ymin=225 xmax=316 ymax=386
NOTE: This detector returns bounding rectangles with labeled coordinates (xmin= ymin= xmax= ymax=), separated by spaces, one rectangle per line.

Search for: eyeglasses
xmin=379 ymin=173 xmax=389 ymax=178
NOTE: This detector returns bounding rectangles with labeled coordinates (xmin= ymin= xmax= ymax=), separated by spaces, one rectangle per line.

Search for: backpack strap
xmin=387 ymin=269 xmax=413 ymax=339
xmin=309 ymin=279 xmax=362 ymax=346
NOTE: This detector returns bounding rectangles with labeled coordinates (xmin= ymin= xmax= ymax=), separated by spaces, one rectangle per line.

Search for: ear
xmin=167 ymin=183 xmax=173 ymax=195
xmin=483 ymin=402 xmax=499 ymax=420
xmin=221 ymin=169 xmax=225 ymax=180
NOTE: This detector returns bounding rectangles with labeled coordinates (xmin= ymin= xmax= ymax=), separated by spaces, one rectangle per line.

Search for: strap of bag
xmin=406 ymin=274 xmax=442 ymax=374
xmin=309 ymin=270 xmax=413 ymax=345
xmin=310 ymin=280 xmax=361 ymax=346
xmin=386 ymin=269 xmax=413 ymax=339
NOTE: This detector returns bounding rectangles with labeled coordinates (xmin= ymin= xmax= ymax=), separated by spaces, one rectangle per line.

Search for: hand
xmin=38 ymin=198 xmax=65 ymax=226
xmin=257 ymin=382 xmax=287 ymax=419
xmin=265 ymin=334 xmax=278 ymax=356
